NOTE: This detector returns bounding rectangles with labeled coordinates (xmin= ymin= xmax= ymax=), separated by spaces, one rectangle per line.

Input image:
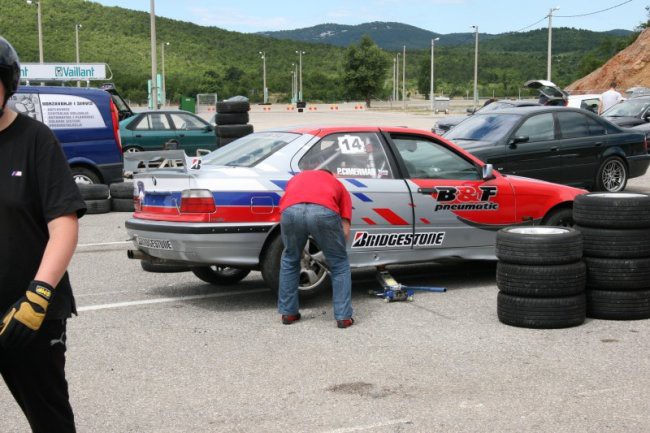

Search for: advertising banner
xmin=20 ymin=63 xmax=108 ymax=81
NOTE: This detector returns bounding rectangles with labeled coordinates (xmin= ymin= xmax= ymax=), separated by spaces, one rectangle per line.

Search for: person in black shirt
xmin=0 ymin=36 xmax=85 ymax=433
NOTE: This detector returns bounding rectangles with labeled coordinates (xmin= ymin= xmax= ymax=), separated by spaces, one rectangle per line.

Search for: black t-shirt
xmin=0 ymin=113 xmax=86 ymax=319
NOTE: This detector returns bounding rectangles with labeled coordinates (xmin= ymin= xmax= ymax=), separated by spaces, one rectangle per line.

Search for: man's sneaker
xmin=336 ymin=318 xmax=354 ymax=328
xmin=281 ymin=313 xmax=301 ymax=325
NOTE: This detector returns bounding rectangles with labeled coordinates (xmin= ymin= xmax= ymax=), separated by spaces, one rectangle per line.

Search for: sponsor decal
xmin=11 ymin=170 xmax=23 ymax=177
xmin=190 ymin=158 xmax=202 ymax=170
xmin=431 ymin=186 xmax=499 ymax=212
xmin=352 ymin=231 xmax=445 ymax=248
xmin=337 ymin=167 xmax=376 ymax=177
xmin=337 ymin=135 xmax=366 ymax=154
xmin=35 ymin=285 xmax=52 ymax=300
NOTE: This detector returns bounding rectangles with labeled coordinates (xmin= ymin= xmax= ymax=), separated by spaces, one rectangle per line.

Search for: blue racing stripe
xmin=353 ymin=192 xmax=373 ymax=202
xmin=345 ymin=179 xmax=367 ymax=188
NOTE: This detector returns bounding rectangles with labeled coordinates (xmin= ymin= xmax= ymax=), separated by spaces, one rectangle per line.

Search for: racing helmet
xmin=0 ymin=37 xmax=21 ymax=108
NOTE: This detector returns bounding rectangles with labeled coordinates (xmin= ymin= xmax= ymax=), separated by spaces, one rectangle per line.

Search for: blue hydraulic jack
xmin=371 ymin=268 xmax=446 ymax=302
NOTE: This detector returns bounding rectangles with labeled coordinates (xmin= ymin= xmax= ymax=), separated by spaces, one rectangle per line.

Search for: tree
xmin=342 ymin=35 xmax=389 ymax=107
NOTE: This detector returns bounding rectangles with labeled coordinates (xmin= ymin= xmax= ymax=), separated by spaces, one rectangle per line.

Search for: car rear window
xmin=202 ymin=132 xmax=300 ymax=167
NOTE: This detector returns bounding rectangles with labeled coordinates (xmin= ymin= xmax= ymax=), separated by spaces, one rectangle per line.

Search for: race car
xmin=125 ymin=126 xmax=586 ymax=297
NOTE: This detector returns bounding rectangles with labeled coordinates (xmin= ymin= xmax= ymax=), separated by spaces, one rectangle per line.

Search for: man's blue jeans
xmin=278 ymin=204 xmax=353 ymax=320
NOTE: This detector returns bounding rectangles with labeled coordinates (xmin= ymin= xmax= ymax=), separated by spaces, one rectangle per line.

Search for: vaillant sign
xmin=20 ymin=63 xmax=109 ymax=81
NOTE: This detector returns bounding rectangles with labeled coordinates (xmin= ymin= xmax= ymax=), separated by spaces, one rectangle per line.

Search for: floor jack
xmin=371 ymin=268 xmax=446 ymax=302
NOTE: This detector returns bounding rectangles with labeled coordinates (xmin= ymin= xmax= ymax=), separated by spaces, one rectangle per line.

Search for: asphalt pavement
xmin=1 ymin=109 xmax=649 ymax=433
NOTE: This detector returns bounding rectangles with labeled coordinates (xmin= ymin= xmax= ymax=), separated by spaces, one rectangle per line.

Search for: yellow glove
xmin=0 ymin=281 xmax=54 ymax=349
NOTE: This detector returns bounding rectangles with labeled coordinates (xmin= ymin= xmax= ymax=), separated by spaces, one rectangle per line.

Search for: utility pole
xmin=547 ymin=6 xmax=560 ymax=82
xmin=75 ymin=24 xmax=82 ymax=87
xmin=472 ymin=25 xmax=479 ymax=109
xmin=150 ymin=0 xmax=158 ymax=109
xmin=402 ymin=45 xmax=406 ymax=110
xmin=430 ymin=37 xmax=440 ymax=113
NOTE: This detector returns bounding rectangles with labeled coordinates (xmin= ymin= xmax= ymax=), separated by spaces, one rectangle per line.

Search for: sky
xmin=90 ymin=0 xmax=646 ymax=34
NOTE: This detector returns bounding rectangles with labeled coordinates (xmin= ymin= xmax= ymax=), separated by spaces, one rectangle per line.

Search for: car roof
xmin=471 ymin=106 xmax=579 ymax=115
xmin=269 ymin=125 xmax=433 ymax=136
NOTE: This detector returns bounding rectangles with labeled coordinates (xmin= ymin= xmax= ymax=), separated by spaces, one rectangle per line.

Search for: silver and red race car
xmin=125 ymin=126 xmax=586 ymax=296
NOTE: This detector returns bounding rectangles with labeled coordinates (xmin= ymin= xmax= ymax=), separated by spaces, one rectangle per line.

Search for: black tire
xmin=111 ymin=198 xmax=134 ymax=212
xmin=71 ymin=166 xmax=101 ymax=184
xmin=496 ymin=227 xmax=583 ymax=265
xmin=583 ymin=257 xmax=650 ymax=290
xmin=541 ymin=207 xmax=574 ymax=227
xmin=216 ymin=100 xmax=250 ymax=113
xmin=587 ymin=289 xmax=650 ymax=320
xmin=218 ymin=137 xmax=237 ymax=147
xmin=84 ymin=198 xmax=111 ymax=214
xmin=141 ymin=261 xmax=191 ymax=273
xmin=496 ymin=261 xmax=586 ymax=297
xmin=573 ymin=193 xmax=650 ymax=229
xmin=217 ymin=124 xmax=254 ymax=138
xmin=215 ymin=112 xmax=249 ymax=125
xmin=109 ymin=182 xmax=134 ymax=199
xmin=191 ymin=266 xmax=251 ymax=285
xmin=497 ymin=292 xmax=586 ymax=329
xmin=595 ymin=156 xmax=627 ymax=193
xmin=260 ymin=234 xmax=330 ymax=299
xmin=122 ymin=145 xmax=144 ymax=153
xmin=576 ymin=225 xmax=650 ymax=258
xmin=78 ymin=184 xmax=110 ymax=200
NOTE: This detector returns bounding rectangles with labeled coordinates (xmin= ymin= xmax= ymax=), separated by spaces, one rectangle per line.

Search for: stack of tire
xmin=574 ymin=193 xmax=650 ymax=321
xmin=495 ymin=226 xmax=587 ymax=329
xmin=78 ymin=184 xmax=111 ymax=214
xmin=109 ymin=181 xmax=135 ymax=212
xmin=215 ymin=99 xmax=254 ymax=147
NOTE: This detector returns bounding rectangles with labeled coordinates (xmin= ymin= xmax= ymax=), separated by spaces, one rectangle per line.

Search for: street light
xmin=430 ymin=37 xmax=440 ymax=113
xmin=396 ymin=52 xmax=400 ymax=102
xmin=26 ymin=1 xmax=44 ymax=63
xmin=295 ymin=50 xmax=305 ymax=101
xmin=75 ymin=24 xmax=82 ymax=87
xmin=392 ymin=57 xmax=396 ymax=102
xmin=149 ymin=0 xmax=158 ymax=109
xmin=161 ymin=41 xmax=169 ymax=106
xmin=547 ymin=6 xmax=560 ymax=82
xmin=259 ymin=51 xmax=268 ymax=104
xmin=472 ymin=25 xmax=479 ymax=109
xmin=402 ymin=45 xmax=406 ymax=110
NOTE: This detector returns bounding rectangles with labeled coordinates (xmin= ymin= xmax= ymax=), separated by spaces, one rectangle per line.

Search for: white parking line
xmin=78 ymin=288 xmax=269 ymax=312
xmin=325 ymin=419 xmax=412 ymax=433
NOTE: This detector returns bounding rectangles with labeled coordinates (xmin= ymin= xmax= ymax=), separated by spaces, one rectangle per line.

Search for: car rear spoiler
xmin=123 ymin=150 xmax=202 ymax=177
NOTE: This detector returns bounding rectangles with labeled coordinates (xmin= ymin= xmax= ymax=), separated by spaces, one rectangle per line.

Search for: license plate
xmin=136 ymin=236 xmax=173 ymax=250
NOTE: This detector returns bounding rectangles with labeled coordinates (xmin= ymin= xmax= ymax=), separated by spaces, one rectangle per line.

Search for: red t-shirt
xmin=279 ymin=170 xmax=352 ymax=221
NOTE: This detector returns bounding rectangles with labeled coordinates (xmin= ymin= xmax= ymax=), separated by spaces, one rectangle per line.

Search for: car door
xmin=129 ymin=112 xmax=177 ymax=150
xmin=169 ymin=112 xmax=216 ymax=155
xmin=385 ymin=132 xmax=516 ymax=260
xmin=296 ymin=131 xmax=414 ymax=267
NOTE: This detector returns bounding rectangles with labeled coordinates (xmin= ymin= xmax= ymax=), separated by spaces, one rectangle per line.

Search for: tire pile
xmin=215 ymin=100 xmax=254 ymax=147
xmin=496 ymin=226 xmax=587 ymax=329
xmin=77 ymin=182 xmax=134 ymax=214
xmin=574 ymin=193 xmax=650 ymax=321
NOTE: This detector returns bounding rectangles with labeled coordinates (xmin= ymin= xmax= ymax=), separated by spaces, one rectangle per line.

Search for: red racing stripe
xmin=373 ymin=208 xmax=410 ymax=225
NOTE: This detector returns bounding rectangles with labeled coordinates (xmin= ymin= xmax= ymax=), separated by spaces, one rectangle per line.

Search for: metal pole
xmin=259 ymin=51 xmax=267 ymax=104
xmin=150 ymin=0 xmax=158 ymax=109
xmin=161 ymin=42 xmax=169 ymax=106
xmin=75 ymin=24 xmax=82 ymax=87
xmin=396 ymin=53 xmax=400 ymax=102
xmin=392 ymin=57 xmax=396 ymax=102
xmin=472 ymin=25 xmax=479 ymax=109
xmin=430 ymin=37 xmax=439 ymax=112
xmin=296 ymin=50 xmax=305 ymax=101
xmin=37 ymin=1 xmax=43 ymax=63
xmin=402 ymin=45 xmax=406 ymax=110
xmin=547 ymin=7 xmax=559 ymax=82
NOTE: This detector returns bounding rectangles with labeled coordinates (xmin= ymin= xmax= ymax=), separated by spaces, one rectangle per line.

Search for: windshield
xmin=603 ymin=99 xmax=650 ymax=117
xmin=202 ymin=132 xmax=300 ymax=167
xmin=445 ymin=114 xmax=521 ymax=142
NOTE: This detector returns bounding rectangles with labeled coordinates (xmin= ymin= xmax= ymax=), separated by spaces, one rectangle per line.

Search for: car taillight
xmin=109 ymin=99 xmax=123 ymax=153
xmin=180 ymin=189 xmax=216 ymax=213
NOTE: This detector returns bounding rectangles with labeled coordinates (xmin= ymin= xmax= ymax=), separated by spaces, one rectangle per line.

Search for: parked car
xmin=601 ymin=95 xmax=650 ymax=127
xmin=433 ymin=99 xmax=539 ymax=135
xmin=8 ymin=85 xmax=124 ymax=184
xmin=119 ymin=110 xmax=217 ymax=155
xmin=445 ymin=106 xmax=650 ymax=192
xmin=125 ymin=126 xmax=586 ymax=297
xmin=524 ymin=80 xmax=569 ymax=106
xmin=567 ymin=94 xmax=601 ymax=113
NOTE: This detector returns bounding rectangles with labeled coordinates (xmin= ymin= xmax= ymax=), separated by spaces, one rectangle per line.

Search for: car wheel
xmin=191 ymin=266 xmax=251 ymax=285
xmin=497 ymin=292 xmax=586 ymax=329
xmin=541 ymin=207 xmax=573 ymax=227
xmin=497 ymin=261 xmax=586 ymax=297
xmin=261 ymin=235 xmax=330 ymax=299
xmin=573 ymin=193 xmax=650 ymax=229
xmin=587 ymin=289 xmax=650 ymax=320
xmin=123 ymin=146 xmax=144 ymax=153
xmin=71 ymin=166 xmax=101 ymax=184
xmin=596 ymin=156 xmax=627 ymax=192
xmin=496 ymin=227 xmax=583 ymax=265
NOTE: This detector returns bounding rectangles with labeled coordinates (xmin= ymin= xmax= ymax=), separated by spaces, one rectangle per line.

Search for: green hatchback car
xmin=119 ymin=110 xmax=217 ymax=155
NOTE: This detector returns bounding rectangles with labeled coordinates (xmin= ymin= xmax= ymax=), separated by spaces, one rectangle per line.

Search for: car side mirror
xmin=482 ymin=164 xmax=495 ymax=180
xmin=466 ymin=107 xmax=476 ymax=114
xmin=643 ymin=112 xmax=650 ymax=121
xmin=508 ymin=135 xmax=529 ymax=147
xmin=205 ymin=125 xmax=213 ymax=132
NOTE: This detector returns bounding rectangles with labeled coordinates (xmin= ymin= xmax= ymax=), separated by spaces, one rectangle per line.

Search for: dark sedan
xmin=444 ymin=106 xmax=650 ymax=192
xmin=432 ymin=99 xmax=540 ymax=135
xmin=602 ymin=96 xmax=650 ymax=127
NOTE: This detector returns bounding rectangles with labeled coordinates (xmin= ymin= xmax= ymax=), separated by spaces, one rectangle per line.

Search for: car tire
xmin=583 ymin=257 xmax=650 ymax=290
xmin=217 ymin=124 xmax=254 ymax=139
xmin=496 ymin=227 xmax=583 ymax=265
xmin=141 ymin=261 xmax=191 ymax=273
xmin=573 ymin=193 xmax=650 ymax=229
xmin=587 ymin=289 xmax=650 ymax=320
xmin=215 ymin=112 xmax=249 ymax=125
xmin=78 ymin=184 xmax=110 ymax=200
xmin=109 ymin=181 xmax=134 ymax=199
xmin=84 ymin=198 xmax=111 ymax=214
xmin=595 ymin=156 xmax=627 ymax=192
xmin=71 ymin=166 xmax=101 ymax=184
xmin=123 ymin=145 xmax=144 ymax=153
xmin=541 ymin=207 xmax=573 ymax=227
xmin=216 ymin=100 xmax=250 ymax=113
xmin=260 ymin=234 xmax=330 ymax=299
xmin=111 ymin=198 xmax=134 ymax=212
xmin=496 ymin=261 xmax=586 ymax=297
xmin=497 ymin=292 xmax=586 ymax=329
xmin=191 ymin=266 xmax=251 ymax=285
xmin=576 ymin=225 xmax=650 ymax=258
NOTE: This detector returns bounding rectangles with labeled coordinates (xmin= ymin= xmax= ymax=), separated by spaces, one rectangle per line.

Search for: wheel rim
xmin=601 ymin=159 xmax=626 ymax=192
xmin=208 ymin=265 xmax=245 ymax=277
xmin=508 ymin=227 xmax=569 ymax=235
xmin=298 ymin=239 xmax=328 ymax=292
xmin=74 ymin=174 xmax=94 ymax=185
xmin=125 ymin=147 xmax=141 ymax=153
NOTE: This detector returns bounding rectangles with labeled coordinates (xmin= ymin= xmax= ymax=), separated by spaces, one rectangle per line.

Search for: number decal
xmin=338 ymin=135 xmax=366 ymax=154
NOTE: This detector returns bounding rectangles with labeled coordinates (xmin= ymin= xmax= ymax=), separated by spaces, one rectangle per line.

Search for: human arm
xmin=342 ymin=218 xmax=351 ymax=240
xmin=34 ymin=213 xmax=79 ymax=287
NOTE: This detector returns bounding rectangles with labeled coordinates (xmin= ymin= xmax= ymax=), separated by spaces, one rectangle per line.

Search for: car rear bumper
xmin=628 ymin=154 xmax=650 ymax=179
xmin=125 ymin=218 xmax=275 ymax=266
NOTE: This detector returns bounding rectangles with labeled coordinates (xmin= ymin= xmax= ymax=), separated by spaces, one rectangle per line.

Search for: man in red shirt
xmin=278 ymin=169 xmax=354 ymax=328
